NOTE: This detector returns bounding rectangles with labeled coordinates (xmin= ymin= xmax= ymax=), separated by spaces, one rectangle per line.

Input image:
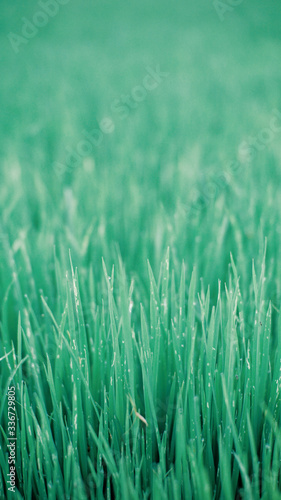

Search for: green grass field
xmin=1 ymin=1 xmax=281 ymax=498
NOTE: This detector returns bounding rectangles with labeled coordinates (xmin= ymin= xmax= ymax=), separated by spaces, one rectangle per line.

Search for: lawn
xmin=0 ymin=1 xmax=281 ymax=498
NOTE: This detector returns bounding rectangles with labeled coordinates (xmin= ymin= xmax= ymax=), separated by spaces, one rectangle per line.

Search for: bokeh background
xmin=1 ymin=0 xmax=281 ymax=323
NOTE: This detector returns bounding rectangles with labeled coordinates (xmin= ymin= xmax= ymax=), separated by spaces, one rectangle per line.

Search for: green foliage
xmin=1 ymin=1 xmax=281 ymax=498
xmin=0 ymin=248 xmax=281 ymax=499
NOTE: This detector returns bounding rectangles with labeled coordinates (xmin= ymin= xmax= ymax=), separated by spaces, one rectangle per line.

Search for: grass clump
xmin=1 ymin=1 xmax=281 ymax=498
xmin=1 ymin=245 xmax=281 ymax=499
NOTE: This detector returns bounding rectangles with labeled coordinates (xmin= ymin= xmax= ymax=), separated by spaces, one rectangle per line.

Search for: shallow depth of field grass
xmin=0 ymin=1 xmax=281 ymax=498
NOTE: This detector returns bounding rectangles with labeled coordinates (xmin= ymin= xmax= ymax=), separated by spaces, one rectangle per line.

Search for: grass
xmin=1 ymin=246 xmax=281 ymax=499
xmin=0 ymin=0 xmax=281 ymax=498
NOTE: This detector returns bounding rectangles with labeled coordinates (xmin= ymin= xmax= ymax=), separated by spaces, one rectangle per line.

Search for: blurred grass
xmin=1 ymin=0 xmax=281 ymax=498
xmin=1 ymin=0 xmax=281 ymax=383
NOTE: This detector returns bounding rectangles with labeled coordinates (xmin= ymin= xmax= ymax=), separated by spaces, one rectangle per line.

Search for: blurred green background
xmin=1 ymin=0 xmax=281 ymax=316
